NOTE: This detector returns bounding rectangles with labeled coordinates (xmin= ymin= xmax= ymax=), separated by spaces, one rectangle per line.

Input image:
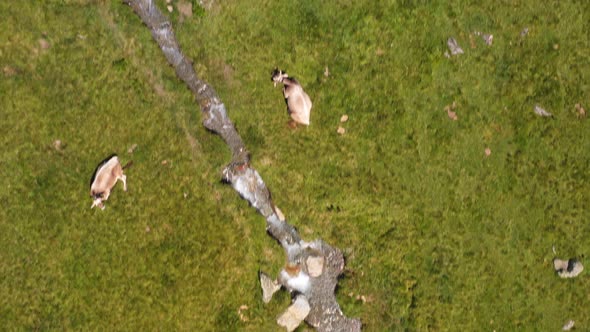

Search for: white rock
xmin=447 ymin=37 xmax=464 ymax=56
xmin=259 ymin=271 xmax=281 ymax=304
xmin=562 ymin=319 xmax=575 ymax=331
xmin=534 ymin=105 xmax=553 ymax=117
xmin=306 ymin=256 xmax=324 ymax=277
xmin=277 ymin=295 xmax=310 ymax=332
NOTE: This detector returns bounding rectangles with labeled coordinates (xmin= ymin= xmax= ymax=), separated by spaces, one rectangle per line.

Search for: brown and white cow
xmin=271 ymin=69 xmax=313 ymax=127
xmin=89 ymin=154 xmax=130 ymax=210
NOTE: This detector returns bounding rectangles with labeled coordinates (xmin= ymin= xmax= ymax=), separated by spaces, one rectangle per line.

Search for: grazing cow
xmin=271 ymin=68 xmax=313 ymax=127
xmin=89 ymin=154 xmax=130 ymax=210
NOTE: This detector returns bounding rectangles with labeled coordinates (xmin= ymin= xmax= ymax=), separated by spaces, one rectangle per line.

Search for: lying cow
xmin=89 ymin=154 xmax=131 ymax=210
xmin=271 ymin=68 xmax=313 ymax=127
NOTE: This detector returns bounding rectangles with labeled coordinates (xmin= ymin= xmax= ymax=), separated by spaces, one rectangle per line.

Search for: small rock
xmin=306 ymin=256 xmax=324 ymax=277
xmin=38 ymin=38 xmax=50 ymax=50
xmin=145 ymin=225 xmax=151 ymax=233
xmin=277 ymin=295 xmax=310 ymax=332
xmin=183 ymin=192 xmax=188 ymax=198
xmin=3 ymin=65 xmax=18 ymax=77
xmin=177 ymin=0 xmax=193 ymax=20
xmin=259 ymin=271 xmax=281 ymax=304
xmin=534 ymin=105 xmax=553 ymax=117
xmin=554 ymin=258 xmax=583 ymax=278
xmin=474 ymin=31 xmax=493 ymax=46
xmin=562 ymin=320 xmax=575 ymax=331
xmin=446 ymin=109 xmax=458 ymax=121
xmin=238 ymin=305 xmax=249 ymax=322
xmin=161 ymin=160 xmax=168 ymax=165
xmin=324 ymin=66 xmax=329 ymax=77
xmin=520 ymin=27 xmax=529 ymax=38
xmin=127 ymin=143 xmax=138 ymax=154
xmin=575 ymin=103 xmax=586 ymax=118
xmin=340 ymin=114 xmax=349 ymax=123
xmin=484 ymin=148 xmax=491 ymax=156
xmin=444 ymin=101 xmax=458 ymax=120
xmin=167 ymin=5 xmax=173 ymax=12
xmin=53 ymin=139 xmax=63 ymax=151
xmin=337 ymin=126 xmax=346 ymax=135
xmin=447 ymin=37 xmax=464 ymax=56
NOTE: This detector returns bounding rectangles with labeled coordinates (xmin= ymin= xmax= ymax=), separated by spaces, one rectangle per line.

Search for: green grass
xmin=1 ymin=0 xmax=589 ymax=330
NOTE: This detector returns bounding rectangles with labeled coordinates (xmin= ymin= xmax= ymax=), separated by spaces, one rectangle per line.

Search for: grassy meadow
xmin=1 ymin=0 xmax=589 ymax=330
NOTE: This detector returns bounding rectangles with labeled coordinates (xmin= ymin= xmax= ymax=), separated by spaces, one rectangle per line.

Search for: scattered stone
xmin=446 ymin=109 xmax=458 ymax=121
xmin=77 ymin=34 xmax=87 ymax=40
xmin=520 ymin=27 xmax=529 ymax=38
xmin=260 ymin=271 xmax=281 ymax=304
xmin=306 ymin=256 xmax=324 ymax=277
xmin=183 ymin=192 xmax=188 ymax=198
xmin=38 ymin=38 xmax=50 ymax=50
xmin=484 ymin=147 xmax=491 ymax=156
xmin=3 ymin=65 xmax=18 ymax=77
xmin=340 ymin=114 xmax=349 ymax=123
xmin=177 ymin=0 xmax=193 ymax=21
xmin=337 ymin=126 xmax=346 ymax=135
xmin=127 ymin=143 xmax=138 ymax=154
xmin=238 ymin=305 xmax=249 ymax=322
xmin=277 ymin=295 xmax=310 ymax=332
xmin=161 ymin=160 xmax=168 ymax=165
xmin=444 ymin=102 xmax=458 ymax=121
xmin=166 ymin=0 xmax=172 ymax=3
xmin=562 ymin=320 xmax=575 ymax=331
xmin=575 ymin=103 xmax=586 ymax=118
xmin=53 ymin=139 xmax=63 ymax=151
xmin=554 ymin=258 xmax=583 ymax=278
xmin=167 ymin=5 xmax=173 ymax=12
xmin=553 ymin=43 xmax=559 ymax=50
xmin=534 ymin=105 xmax=553 ymax=117
xmin=324 ymin=66 xmax=330 ymax=77
xmin=474 ymin=31 xmax=493 ymax=46
xmin=447 ymin=37 xmax=464 ymax=56
xmin=145 ymin=225 xmax=151 ymax=233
